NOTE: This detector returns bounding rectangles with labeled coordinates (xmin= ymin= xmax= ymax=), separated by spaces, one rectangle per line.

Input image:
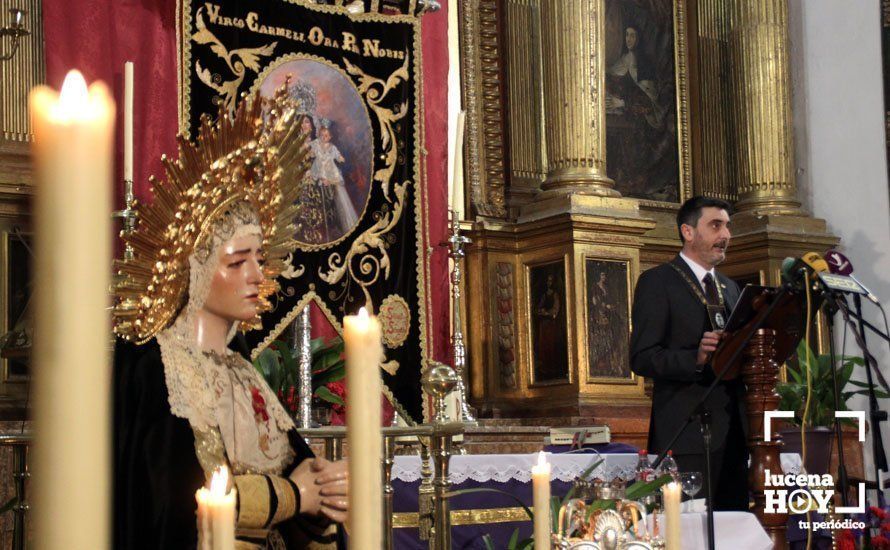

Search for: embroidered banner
xmin=180 ymin=0 xmax=429 ymax=421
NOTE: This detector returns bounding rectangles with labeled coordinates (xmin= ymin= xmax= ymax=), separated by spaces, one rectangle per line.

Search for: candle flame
xmin=357 ymin=306 xmax=369 ymax=320
xmin=536 ymin=451 xmax=547 ymax=468
xmin=209 ymin=466 xmax=229 ymax=497
xmin=58 ymin=70 xmax=88 ymax=113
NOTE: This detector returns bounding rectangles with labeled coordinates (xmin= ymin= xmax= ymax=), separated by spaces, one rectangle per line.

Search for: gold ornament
xmin=113 ymin=84 xmax=311 ymax=343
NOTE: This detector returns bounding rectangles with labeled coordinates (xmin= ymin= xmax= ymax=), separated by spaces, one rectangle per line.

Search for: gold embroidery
xmin=191 ymin=7 xmax=277 ymax=116
xmin=234 ymin=475 xmax=272 ymax=529
xmin=269 ymin=475 xmax=297 ymax=525
xmin=192 ymin=428 xmax=228 ymax=478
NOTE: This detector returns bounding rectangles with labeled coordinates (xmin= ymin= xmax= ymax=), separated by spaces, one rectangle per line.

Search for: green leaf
xmin=626 ymin=474 xmax=672 ymax=501
xmin=314 ymin=386 xmax=344 ymax=406
xmin=481 ymin=535 xmax=496 ymax=550
xmin=507 ymin=529 xmax=520 ymax=549
xmin=253 ymin=348 xmax=285 ymax=392
xmin=517 ymin=538 xmax=534 ymax=550
xmin=312 ymin=361 xmax=346 ymax=389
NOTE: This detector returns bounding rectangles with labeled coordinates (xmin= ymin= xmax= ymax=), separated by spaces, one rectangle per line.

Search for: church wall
xmin=789 ymin=0 xmax=890 ymax=484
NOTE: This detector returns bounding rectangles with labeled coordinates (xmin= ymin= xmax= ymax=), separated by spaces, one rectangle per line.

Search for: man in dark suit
xmin=630 ymin=196 xmax=747 ymax=511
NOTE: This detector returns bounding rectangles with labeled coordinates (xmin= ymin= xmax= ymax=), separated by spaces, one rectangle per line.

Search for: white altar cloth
xmin=653 ymin=510 xmax=773 ymax=550
xmin=392 ymin=452 xmax=803 ymax=484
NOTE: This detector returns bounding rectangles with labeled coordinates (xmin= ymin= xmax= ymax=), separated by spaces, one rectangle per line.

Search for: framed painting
xmin=604 ymin=0 xmax=691 ymax=204
xmin=1 ymin=230 xmax=31 ymax=382
xmin=584 ymin=258 xmax=631 ymax=381
xmin=528 ymin=260 xmax=570 ymax=385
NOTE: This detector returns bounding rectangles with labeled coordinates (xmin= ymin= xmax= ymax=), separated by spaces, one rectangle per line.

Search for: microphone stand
xmin=836 ymin=294 xmax=889 ymax=504
xmin=652 ymin=284 xmax=793 ymax=550
xmin=822 ymin=295 xmax=850 ymax=506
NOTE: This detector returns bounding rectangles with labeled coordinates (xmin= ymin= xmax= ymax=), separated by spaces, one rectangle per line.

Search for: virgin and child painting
xmin=258 ymin=57 xmax=373 ymax=247
xmin=604 ymin=0 xmax=680 ymax=203
xmin=585 ymin=259 xmax=630 ymax=380
xmin=529 ymin=262 xmax=569 ymax=384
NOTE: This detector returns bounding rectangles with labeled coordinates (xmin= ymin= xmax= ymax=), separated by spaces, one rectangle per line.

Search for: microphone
xmin=781 ymin=252 xmax=826 ymax=287
xmin=801 ymin=251 xmax=829 ymax=274
xmin=825 ymin=249 xmax=880 ymax=304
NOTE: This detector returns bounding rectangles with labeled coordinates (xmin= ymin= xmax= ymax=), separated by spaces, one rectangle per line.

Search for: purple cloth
xmin=393 ymin=478 xmax=574 ymax=549
xmin=544 ymin=442 xmax=640 ymax=454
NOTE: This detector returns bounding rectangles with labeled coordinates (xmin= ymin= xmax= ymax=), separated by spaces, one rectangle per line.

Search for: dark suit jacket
xmin=630 ymin=255 xmax=743 ymax=455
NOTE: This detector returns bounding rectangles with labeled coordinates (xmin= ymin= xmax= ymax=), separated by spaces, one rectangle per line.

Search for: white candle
xmin=30 ymin=69 xmax=114 ymax=550
xmin=196 ymin=466 xmax=237 ymax=550
xmin=531 ymin=451 xmax=551 ymax=550
xmin=343 ymin=307 xmax=384 ymax=549
xmin=662 ymin=481 xmax=681 ymax=550
xmin=123 ymin=61 xmax=134 ymax=182
xmin=450 ymin=110 xmax=466 ymax=220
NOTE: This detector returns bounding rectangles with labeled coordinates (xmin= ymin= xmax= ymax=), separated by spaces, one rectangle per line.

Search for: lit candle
xmin=531 ymin=451 xmax=551 ymax=550
xmin=196 ymin=466 xmax=237 ymax=550
xmin=662 ymin=481 xmax=681 ymax=550
xmin=30 ymin=69 xmax=114 ymax=550
xmin=450 ymin=110 xmax=466 ymax=220
xmin=123 ymin=61 xmax=134 ymax=182
xmin=343 ymin=307 xmax=384 ymax=549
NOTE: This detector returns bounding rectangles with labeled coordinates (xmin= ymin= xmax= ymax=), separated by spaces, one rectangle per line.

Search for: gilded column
xmin=505 ymin=0 xmax=546 ymax=207
xmin=695 ymin=0 xmax=735 ymax=202
xmin=727 ymin=0 xmax=801 ymax=214
xmin=539 ymin=0 xmax=618 ymax=196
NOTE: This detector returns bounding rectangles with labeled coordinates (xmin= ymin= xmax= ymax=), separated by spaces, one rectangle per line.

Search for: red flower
xmin=882 ymin=520 xmax=890 ymax=534
xmin=250 ymin=387 xmax=269 ymax=422
xmin=872 ymin=506 xmax=887 ymax=520
xmin=874 ymin=535 xmax=890 ymax=550
xmin=836 ymin=529 xmax=855 ymax=550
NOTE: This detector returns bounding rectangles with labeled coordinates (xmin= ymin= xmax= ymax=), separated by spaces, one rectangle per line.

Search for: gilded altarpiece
xmin=179 ymin=0 xmax=430 ymax=421
xmin=461 ymin=0 xmax=836 ymax=421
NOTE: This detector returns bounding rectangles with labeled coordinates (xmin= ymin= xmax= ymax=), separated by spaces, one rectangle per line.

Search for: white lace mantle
xmin=157 ymin=322 xmax=296 ymax=474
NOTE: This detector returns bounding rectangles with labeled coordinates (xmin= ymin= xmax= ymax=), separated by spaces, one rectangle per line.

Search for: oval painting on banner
xmin=257 ymin=55 xmax=373 ymax=249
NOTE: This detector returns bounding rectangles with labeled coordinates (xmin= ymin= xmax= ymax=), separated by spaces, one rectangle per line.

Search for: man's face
xmin=681 ymin=207 xmax=731 ymax=268
xmin=202 ymin=233 xmax=265 ymax=322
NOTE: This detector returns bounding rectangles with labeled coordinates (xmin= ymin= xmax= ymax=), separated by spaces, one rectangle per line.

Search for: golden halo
xmin=113 ymin=84 xmax=311 ymax=343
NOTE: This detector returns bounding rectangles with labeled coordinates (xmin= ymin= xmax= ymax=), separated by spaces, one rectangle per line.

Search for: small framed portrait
xmin=2 ymin=230 xmax=31 ymax=382
xmin=528 ymin=260 xmax=570 ymax=384
xmin=585 ymin=258 xmax=631 ymax=380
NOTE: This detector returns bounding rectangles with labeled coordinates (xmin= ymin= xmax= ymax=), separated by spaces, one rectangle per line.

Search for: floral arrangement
xmin=252 ymin=336 xmax=346 ymax=417
xmin=836 ymin=506 xmax=890 ymax=549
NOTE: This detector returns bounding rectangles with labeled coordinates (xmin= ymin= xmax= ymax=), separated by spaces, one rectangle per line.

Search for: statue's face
xmin=320 ymin=127 xmax=332 ymax=143
xmin=202 ymin=233 xmax=265 ymax=322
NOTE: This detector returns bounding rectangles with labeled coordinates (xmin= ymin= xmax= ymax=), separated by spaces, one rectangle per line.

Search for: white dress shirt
xmin=679 ymin=251 xmax=717 ymax=292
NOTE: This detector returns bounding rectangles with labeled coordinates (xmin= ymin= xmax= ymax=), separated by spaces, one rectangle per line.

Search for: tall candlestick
xmin=450 ymin=110 xmax=466 ymax=220
xmin=531 ymin=451 xmax=551 ymax=550
xmin=123 ymin=61 xmax=134 ymax=182
xmin=196 ymin=466 xmax=237 ymax=550
xmin=344 ymin=307 xmax=384 ymax=549
xmin=662 ymin=481 xmax=681 ymax=550
xmin=30 ymin=69 xmax=115 ymax=550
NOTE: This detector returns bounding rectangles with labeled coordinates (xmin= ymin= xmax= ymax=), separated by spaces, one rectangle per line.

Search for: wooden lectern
xmin=711 ymin=286 xmax=807 ymax=550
